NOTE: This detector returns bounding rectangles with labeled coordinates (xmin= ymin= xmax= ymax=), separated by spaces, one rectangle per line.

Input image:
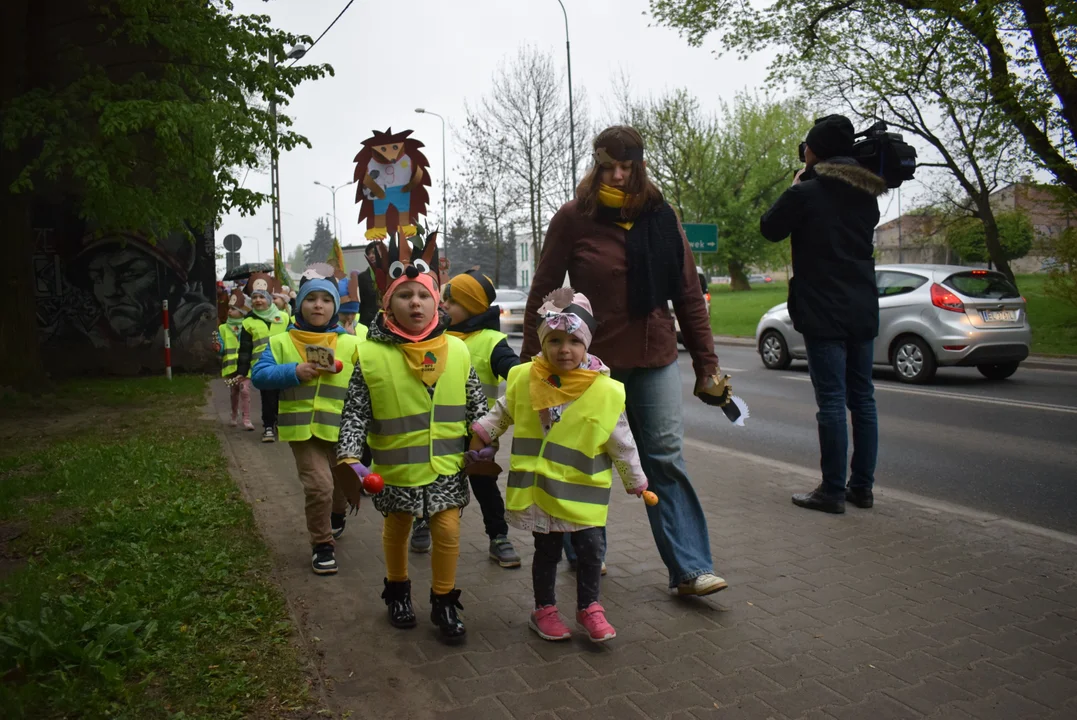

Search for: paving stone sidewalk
xmin=213 ymin=385 xmax=1077 ymax=720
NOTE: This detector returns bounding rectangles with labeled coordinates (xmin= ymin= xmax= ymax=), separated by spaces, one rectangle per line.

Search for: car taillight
xmin=931 ymin=283 xmax=964 ymax=313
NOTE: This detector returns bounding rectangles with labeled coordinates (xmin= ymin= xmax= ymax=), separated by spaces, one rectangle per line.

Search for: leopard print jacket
xmin=336 ymin=314 xmax=488 ymax=518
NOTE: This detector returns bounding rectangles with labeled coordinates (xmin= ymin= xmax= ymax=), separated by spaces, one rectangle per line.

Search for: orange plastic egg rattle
xmin=642 ymin=490 xmax=659 ymax=506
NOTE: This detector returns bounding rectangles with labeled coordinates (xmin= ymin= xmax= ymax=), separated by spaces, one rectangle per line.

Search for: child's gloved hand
xmin=465 ymin=446 xmax=496 ymax=465
xmin=344 ymin=461 xmax=371 ymax=479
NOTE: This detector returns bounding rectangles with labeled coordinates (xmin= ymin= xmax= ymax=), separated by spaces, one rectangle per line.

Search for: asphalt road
xmin=507 ymin=337 xmax=1077 ymax=534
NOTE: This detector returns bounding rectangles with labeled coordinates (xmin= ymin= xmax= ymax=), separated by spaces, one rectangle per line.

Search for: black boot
xmin=846 ymin=487 xmax=874 ymax=509
xmin=792 ymin=486 xmax=846 ymax=514
xmin=381 ymin=578 xmax=417 ymax=629
xmin=430 ymin=588 xmax=466 ymax=641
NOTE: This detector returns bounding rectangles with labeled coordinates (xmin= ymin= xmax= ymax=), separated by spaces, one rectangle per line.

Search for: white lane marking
xmin=781 ymin=375 xmax=1077 ymax=414
xmin=722 ymin=367 xmax=745 ymax=372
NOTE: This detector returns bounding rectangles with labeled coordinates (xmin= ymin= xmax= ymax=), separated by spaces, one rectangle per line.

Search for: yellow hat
xmin=445 ymin=270 xmax=496 ymax=317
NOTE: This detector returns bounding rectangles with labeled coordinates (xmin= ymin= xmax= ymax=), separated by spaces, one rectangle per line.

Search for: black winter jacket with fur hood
xmin=760 ymin=158 xmax=888 ymax=341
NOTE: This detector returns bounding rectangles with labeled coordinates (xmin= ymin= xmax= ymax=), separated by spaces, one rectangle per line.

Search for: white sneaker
xmin=677 ymin=573 xmax=728 ymax=596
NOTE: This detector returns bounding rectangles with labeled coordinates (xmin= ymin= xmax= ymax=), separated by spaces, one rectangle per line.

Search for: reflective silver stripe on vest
xmin=370 ymin=439 xmax=463 ymax=465
xmin=277 ymin=410 xmax=341 ymax=428
xmin=511 ymin=438 xmax=611 ymax=475
xmin=482 ymin=383 xmax=499 ymax=400
xmin=507 ymin=471 xmax=611 ymax=506
xmin=371 ymin=405 xmax=465 ymax=435
xmin=371 ymin=413 xmax=429 ymax=435
xmin=318 ymin=384 xmax=349 ymax=401
xmin=253 ymin=340 xmax=268 ymax=352
xmin=433 ymin=405 xmax=466 ymax=422
xmin=283 ymin=386 xmax=318 ymax=402
xmin=222 ymin=351 xmax=238 ymax=358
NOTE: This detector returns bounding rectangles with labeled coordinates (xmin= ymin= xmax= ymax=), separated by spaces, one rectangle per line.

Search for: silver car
xmin=495 ymin=288 xmax=528 ymax=335
xmin=754 ymin=264 xmax=1031 ymax=383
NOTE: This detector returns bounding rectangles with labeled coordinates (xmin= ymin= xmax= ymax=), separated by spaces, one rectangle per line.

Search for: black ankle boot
xmin=430 ymin=588 xmax=466 ymax=641
xmin=381 ymin=578 xmax=417 ymax=629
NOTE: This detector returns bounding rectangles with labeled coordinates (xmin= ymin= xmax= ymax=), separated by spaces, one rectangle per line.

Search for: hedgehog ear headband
xmin=593 ymin=143 xmax=644 ymax=166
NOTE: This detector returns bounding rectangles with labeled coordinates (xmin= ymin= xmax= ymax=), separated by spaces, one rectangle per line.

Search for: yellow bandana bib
xmin=597 ymin=184 xmax=634 ymax=230
xmin=289 ymin=329 xmax=338 ymax=358
xmin=398 ymin=335 xmax=450 ymax=386
xmin=528 ymin=355 xmax=600 ymax=411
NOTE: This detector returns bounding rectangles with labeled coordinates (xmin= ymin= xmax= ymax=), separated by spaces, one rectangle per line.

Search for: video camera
xmin=798 ymin=120 xmax=917 ymax=189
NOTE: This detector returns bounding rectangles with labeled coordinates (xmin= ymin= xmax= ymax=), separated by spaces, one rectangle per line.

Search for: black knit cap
xmin=805 ymin=114 xmax=855 ymax=160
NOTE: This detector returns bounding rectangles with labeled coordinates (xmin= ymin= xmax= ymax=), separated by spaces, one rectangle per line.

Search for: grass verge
xmin=708 ymin=281 xmax=788 ymax=338
xmin=0 ymin=376 xmax=313 ymax=719
xmin=709 ymin=275 xmax=1077 ymax=356
xmin=1017 ymin=274 xmax=1077 ymax=356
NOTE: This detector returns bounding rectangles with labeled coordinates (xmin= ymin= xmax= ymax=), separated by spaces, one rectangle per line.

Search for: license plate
xmin=511 ymin=309 xmax=524 ymax=316
xmin=982 ymin=310 xmax=1017 ymax=322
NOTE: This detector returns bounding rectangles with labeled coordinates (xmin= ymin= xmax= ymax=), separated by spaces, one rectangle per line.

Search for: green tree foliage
xmin=304 ymin=217 xmax=334 ymax=267
xmin=648 ymin=0 xmax=1077 ymax=196
xmin=1045 ymin=227 xmax=1077 ymax=309
xmin=2 ymin=0 xmax=331 ymax=388
xmin=945 ymin=211 xmax=1035 ymax=263
xmin=623 ymin=90 xmax=812 ymax=290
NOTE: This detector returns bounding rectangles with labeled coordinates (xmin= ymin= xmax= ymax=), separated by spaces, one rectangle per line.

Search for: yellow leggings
xmin=383 ymin=510 xmax=460 ymax=595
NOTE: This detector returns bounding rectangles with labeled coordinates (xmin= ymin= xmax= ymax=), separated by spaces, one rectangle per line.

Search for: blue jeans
xmin=804 ymin=337 xmax=879 ymax=497
xmin=610 ymin=362 xmax=715 ymax=587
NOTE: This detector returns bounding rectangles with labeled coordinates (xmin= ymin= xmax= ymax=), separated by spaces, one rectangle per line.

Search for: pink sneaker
xmin=242 ymin=418 xmax=255 ymax=431
xmin=529 ymin=605 xmax=571 ymax=641
xmin=576 ymin=603 xmax=616 ymax=643
xmin=230 ymin=413 xmax=238 ymax=427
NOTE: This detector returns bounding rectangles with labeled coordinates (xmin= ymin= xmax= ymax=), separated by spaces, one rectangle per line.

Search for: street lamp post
xmin=414 ymin=108 xmax=448 ymax=242
xmin=555 ymin=0 xmax=577 ymax=190
xmin=314 ymin=180 xmax=357 ymax=242
xmin=268 ymin=44 xmax=308 ymax=262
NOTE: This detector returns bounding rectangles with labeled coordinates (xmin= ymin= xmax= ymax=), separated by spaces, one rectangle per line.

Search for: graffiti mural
xmin=32 ymin=203 xmax=218 ymax=375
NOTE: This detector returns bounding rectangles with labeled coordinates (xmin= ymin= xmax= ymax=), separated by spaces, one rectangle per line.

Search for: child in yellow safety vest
xmin=236 ymin=275 xmax=290 ymax=443
xmin=440 ymin=269 xmax=522 ymax=569
xmin=469 ymin=288 xmax=649 ymax=644
xmin=251 ymin=278 xmax=364 ymax=576
xmin=335 ymin=233 xmax=488 ymax=642
xmin=214 ymin=288 xmax=254 ymax=431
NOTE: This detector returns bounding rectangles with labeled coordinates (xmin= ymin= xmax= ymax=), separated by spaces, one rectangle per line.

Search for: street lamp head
xmin=314 ymin=181 xmax=324 ymax=187
xmin=415 ymin=108 xmax=425 ymax=114
xmin=286 ymin=44 xmax=308 ymax=60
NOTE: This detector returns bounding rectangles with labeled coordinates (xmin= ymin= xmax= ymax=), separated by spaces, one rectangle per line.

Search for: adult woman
xmin=521 ymin=126 xmax=727 ymax=596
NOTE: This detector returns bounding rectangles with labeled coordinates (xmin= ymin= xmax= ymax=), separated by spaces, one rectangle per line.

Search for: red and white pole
xmin=162 ymin=299 xmax=172 ymax=380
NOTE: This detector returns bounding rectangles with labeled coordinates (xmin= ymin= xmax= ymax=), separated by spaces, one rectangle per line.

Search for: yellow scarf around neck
xmin=398 ymin=334 xmax=450 ymax=386
xmin=528 ymin=355 xmax=600 ymax=411
xmin=289 ymin=329 xmax=338 ymax=358
xmin=597 ymin=184 xmax=634 ymax=230
xmin=446 ymin=330 xmax=477 ymax=341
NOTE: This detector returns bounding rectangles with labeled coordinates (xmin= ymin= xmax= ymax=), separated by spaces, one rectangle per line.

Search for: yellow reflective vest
xmin=504 ymin=363 xmax=625 ymax=527
xmin=219 ymin=324 xmax=244 ymax=378
xmin=455 ymin=329 xmax=507 ymax=408
xmin=359 ymin=336 xmax=470 ymax=487
xmin=243 ymin=310 xmax=289 ymax=364
xmin=274 ymin=333 xmax=363 ymax=443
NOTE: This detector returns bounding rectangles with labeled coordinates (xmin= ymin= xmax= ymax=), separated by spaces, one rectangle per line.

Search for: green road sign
xmin=683 ymin=223 xmax=718 ymax=253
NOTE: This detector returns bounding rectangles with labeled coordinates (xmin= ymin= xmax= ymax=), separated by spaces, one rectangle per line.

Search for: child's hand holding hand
xmin=628 ymin=478 xmax=649 ymax=497
xmin=296 ymin=363 xmax=322 ymax=382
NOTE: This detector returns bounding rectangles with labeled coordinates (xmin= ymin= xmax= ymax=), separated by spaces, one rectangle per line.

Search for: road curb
xmin=683 ymin=437 xmax=1077 ymax=547
xmin=713 ymin=335 xmax=1077 ymax=372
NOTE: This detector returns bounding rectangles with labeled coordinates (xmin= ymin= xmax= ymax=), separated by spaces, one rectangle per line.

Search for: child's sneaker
xmin=331 ymin=512 xmax=346 ymax=539
xmin=243 ymin=418 xmax=255 ymax=431
xmin=230 ymin=413 xmax=238 ymax=427
xmin=261 ymin=427 xmax=275 ymax=443
xmin=311 ymin=543 xmax=337 ymax=575
xmin=576 ymin=602 xmax=616 ymax=643
xmin=529 ymin=605 xmax=571 ymax=641
xmin=489 ymin=536 xmax=521 ymax=568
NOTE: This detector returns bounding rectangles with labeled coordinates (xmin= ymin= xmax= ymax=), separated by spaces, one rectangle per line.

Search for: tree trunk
xmin=0 ymin=0 xmax=48 ymax=391
xmin=976 ymin=199 xmax=1016 ymax=284
xmin=728 ymin=259 xmax=751 ymax=291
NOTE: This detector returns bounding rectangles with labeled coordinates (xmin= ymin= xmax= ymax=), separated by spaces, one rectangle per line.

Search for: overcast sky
xmin=220 ymin=0 xmax=910 ymax=270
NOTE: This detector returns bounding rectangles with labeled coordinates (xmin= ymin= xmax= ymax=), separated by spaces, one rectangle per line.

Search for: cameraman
xmin=759 ymin=114 xmax=888 ymax=515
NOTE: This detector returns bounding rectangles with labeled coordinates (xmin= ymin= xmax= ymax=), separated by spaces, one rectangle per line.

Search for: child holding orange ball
xmin=469 ymin=288 xmax=649 ymax=643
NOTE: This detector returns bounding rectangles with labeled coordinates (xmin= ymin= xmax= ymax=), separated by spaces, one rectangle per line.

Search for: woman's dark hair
xmin=576 ymin=126 xmax=664 ymax=220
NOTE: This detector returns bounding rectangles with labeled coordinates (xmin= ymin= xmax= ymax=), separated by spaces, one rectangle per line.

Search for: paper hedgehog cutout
xmin=353 ymin=128 xmax=431 ymax=241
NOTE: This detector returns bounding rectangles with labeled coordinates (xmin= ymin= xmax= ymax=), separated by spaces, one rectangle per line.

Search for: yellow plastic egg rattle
xmin=642 ymin=490 xmax=659 ymax=506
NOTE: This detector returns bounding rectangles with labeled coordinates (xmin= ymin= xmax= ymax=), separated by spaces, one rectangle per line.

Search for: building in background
xmin=516 ymin=231 xmax=534 ymax=288
xmin=874 ymin=182 xmax=1075 ymax=271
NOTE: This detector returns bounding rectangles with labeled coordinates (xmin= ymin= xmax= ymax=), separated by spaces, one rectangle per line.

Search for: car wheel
xmin=891 ymin=335 xmax=937 ymax=384
xmin=977 ymin=362 xmax=1019 ymax=381
xmin=759 ymin=330 xmax=791 ymax=370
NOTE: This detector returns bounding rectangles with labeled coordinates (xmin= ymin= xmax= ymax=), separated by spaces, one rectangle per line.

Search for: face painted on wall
xmin=86 ymin=248 xmax=158 ymax=337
